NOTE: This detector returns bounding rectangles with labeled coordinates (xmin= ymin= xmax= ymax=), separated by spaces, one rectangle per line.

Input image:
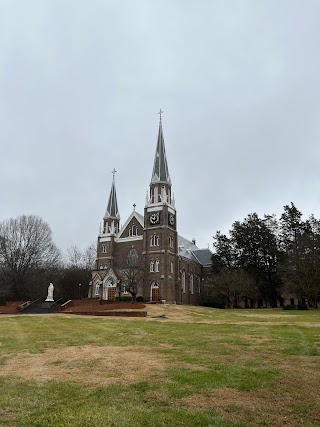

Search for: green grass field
xmin=0 ymin=306 xmax=319 ymax=426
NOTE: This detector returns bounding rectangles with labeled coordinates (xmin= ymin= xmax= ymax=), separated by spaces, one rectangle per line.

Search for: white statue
xmin=45 ymin=283 xmax=54 ymax=302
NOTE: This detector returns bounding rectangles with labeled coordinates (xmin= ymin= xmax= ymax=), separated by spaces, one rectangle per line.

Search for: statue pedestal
xmin=42 ymin=301 xmax=54 ymax=308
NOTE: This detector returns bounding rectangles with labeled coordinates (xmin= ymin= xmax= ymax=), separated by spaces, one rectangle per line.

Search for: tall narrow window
xmin=181 ymin=271 xmax=186 ymax=293
xmin=129 ymin=225 xmax=138 ymax=237
xmin=102 ymin=245 xmax=107 ymax=253
xmin=150 ymin=235 xmax=160 ymax=246
xmin=154 ymin=186 xmax=158 ymax=203
xmin=190 ymin=273 xmax=194 ymax=294
xmin=95 ymin=283 xmax=100 ymax=296
xmin=150 ymin=260 xmax=154 ymax=272
xmin=170 ymin=260 xmax=174 ymax=274
xmin=155 ymin=260 xmax=159 ymax=272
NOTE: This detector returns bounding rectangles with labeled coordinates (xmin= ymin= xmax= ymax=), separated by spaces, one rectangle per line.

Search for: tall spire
xmin=104 ymin=169 xmax=120 ymax=219
xmin=151 ymin=110 xmax=171 ymax=184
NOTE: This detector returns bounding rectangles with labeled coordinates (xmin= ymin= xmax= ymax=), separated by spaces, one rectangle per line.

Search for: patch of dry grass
xmin=0 ymin=345 xmax=166 ymax=386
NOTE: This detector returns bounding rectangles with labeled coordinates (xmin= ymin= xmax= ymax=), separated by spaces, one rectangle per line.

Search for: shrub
xmin=283 ymin=304 xmax=296 ymax=310
xmin=114 ymin=296 xmax=132 ymax=302
xmin=298 ymin=304 xmax=309 ymax=310
xmin=136 ymin=296 xmax=144 ymax=302
xmin=201 ymin=297 xmax=226 ymax=309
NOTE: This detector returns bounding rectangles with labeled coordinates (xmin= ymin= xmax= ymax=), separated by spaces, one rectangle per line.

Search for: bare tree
xmin=0 ymin=215 xmax=61 ymax=299
xmin=205 ymin=267 xmax=255 ymax=308
xmin=60 ymin=243 xmax=97 ymax=300
xmin=116 ymin=248 xmax=144 ymax=302
xmin=66 ymin=243 xmax=96 ymax=270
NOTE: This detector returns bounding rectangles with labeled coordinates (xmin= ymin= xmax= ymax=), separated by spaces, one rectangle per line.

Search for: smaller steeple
xmin=151 ymin=110 xmax=171 ymax=184
xmin=104 ymin=169 xmax=120 ymax=220
xmin=102 ymin=169 xmax=120 ymax=235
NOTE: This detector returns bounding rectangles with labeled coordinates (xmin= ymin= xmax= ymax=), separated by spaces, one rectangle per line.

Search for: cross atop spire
xmin=112 ymin=168 xmax=117 ymax=180
xmin=158 ymin=109 xmax=164 ymax=123
xmin=151 ymin=113 xmax=171 ymax=184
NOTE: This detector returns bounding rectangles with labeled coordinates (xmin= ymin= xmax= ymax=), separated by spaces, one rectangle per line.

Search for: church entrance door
xmin=150 ymin=283 xmax=159 ymax=302
xmin=107 ymin=287 xmax=116 ymax=301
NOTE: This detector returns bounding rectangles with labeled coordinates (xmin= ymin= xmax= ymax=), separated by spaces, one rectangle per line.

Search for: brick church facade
xmin=88 ymin=116 xmax=212 ymax=304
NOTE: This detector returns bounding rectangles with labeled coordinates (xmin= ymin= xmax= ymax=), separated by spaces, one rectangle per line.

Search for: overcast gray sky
xmin=1 ymin=0 xmax=320 ymax=254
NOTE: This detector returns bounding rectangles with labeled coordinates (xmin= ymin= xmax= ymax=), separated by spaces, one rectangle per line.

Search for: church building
xmin=88 ymin=115 xmax=212 ymax=304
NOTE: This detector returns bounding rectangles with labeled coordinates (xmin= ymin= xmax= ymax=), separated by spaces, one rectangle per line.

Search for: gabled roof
xmin=151 ymin=121 xmax=171 ymax=184
xmin=104 ymin=176 xmax=120 ymax=219
xmin=190 ymin=249 xmax=213 ymax=267
xmin=178 ymin=235 xmax=212 ymax=267
xmin=178 ymin=235 xmax=198 ymax=262
xmin=118 ymin=210 xmax=144 ymax=238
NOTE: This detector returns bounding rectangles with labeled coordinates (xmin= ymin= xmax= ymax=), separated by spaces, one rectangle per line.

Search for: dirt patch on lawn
xmin=0 ymin=345 xmax=165 ymax=386
xmin=180 ymin=385 xmax=319 ymax=427
xmin=146 ymin=305 xmax=199 ymax=322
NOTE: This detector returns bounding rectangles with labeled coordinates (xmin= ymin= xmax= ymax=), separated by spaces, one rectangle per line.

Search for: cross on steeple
xmin=158 ymin=109 xmax=164 ymax=123
xmin=112 ymin=168 xmax=117 ymax=180
xmin=133 ymin=203 xmax=136 ymax=211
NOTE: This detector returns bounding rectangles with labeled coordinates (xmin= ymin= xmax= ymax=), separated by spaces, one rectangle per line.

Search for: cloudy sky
xmin=1 ymin=0 xmax=320 ymax=254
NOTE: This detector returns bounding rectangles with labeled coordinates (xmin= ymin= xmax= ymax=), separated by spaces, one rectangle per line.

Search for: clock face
xmin=169 ymin=214 xmax=175 ymax=227
xmin=149 ymin=212 xmax=160 ymax=225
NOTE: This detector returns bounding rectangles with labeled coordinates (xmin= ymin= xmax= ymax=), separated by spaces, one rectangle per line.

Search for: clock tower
xmin=143 ymin=112 xmax=178 ymax=302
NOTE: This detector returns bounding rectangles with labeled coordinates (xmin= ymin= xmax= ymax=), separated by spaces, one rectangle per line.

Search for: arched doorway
xmin=150 ymin=282 xmax=159 ymax=302
xmin=103 ymin=278 xmax=117 ymax=300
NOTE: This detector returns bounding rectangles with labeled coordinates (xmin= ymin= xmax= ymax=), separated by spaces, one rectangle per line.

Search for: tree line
xmin=206 ymin=203 xmax=320 ymax=309
xmin=0 ymin=214 xmax=96 ymax=302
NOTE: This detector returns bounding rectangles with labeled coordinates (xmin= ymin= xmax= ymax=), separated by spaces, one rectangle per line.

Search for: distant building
xmin=88 ymin=116 xmax=212 ymax=303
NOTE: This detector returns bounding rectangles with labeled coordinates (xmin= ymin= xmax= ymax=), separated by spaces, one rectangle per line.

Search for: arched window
xmin=170 ymin=260 xmax=174 ymax=274
xmin=95 ymin=283 xmax=100 ymax=296
xmin=102 ymin=245 xmax=107 ymax=253
xmin=154 ymin=186 xmax=158 ymax=203
xmin=129 ymin=225 xmax=138 ymax=237
xmin=181 ymin=271 xmax=186 ymax=293
xmin=190 ymin=273 xmax=194 ymax=294
xmin=197 ymin=275 xmax=201 ymax=294
xmin=150 ymin=235 xmax=160 ymax=246
xmin=155 ymin=260 xmax=159 ymax=272
xmin=150 ymin=260 xmax=154 ymax=272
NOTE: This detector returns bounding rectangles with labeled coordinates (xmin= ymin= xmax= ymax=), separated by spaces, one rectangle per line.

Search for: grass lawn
xmin=0 ymin=305 xmax=319 ymax=426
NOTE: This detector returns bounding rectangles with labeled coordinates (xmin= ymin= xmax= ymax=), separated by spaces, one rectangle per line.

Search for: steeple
xmin=151 ymin=111 xmax=171 ymax=184
xmin=103 ymin=169 xmax=120 ymax=235
xmin=104 ymin=169 xmax=120 ymax=219
xmin=148 ymin=111 xmax=173 ymax=206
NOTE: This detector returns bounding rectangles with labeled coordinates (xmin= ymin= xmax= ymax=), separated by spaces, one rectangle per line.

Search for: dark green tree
xmin=231 ymin=213 xmax=282 ymax=306
xmin=280 ymin=204 xmax=320 ymax=308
